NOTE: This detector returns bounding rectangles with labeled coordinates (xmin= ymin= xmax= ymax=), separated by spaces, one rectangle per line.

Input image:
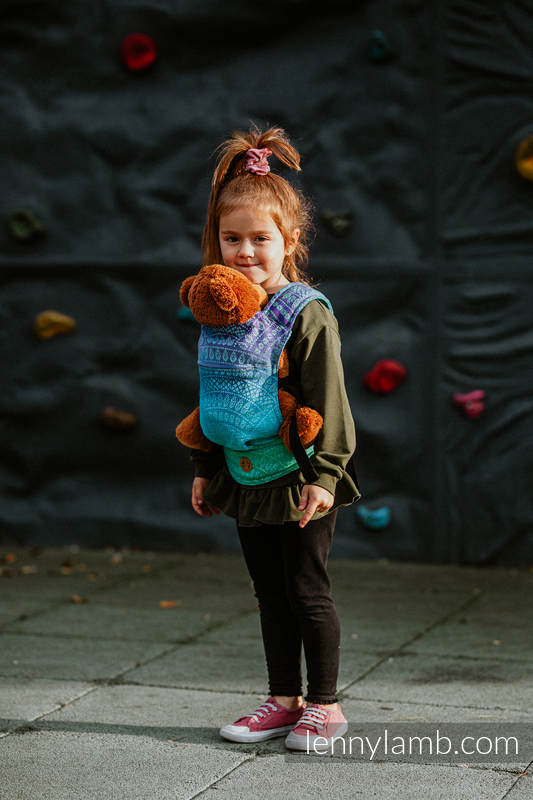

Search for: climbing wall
xmin=2 ymin=0 xmax=533 ymax=564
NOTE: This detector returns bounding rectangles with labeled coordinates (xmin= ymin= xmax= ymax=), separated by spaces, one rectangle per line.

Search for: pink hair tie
xmin=245 ymin=147 xmax=272 ymax=175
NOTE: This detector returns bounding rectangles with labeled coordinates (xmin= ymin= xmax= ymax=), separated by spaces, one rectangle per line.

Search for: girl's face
xmin=218 ymin=206 xmax=299 ymax=293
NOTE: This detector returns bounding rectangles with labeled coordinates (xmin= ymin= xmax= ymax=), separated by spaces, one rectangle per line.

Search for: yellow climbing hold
xmin=34 ymin=310 xmax=76 ymax=339
xmin=515 ymin=135 xmax=533 ymax=180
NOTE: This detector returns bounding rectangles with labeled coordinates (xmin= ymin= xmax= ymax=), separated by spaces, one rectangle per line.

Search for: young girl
xmin=187 ymin=124 xmax=360 ymax=751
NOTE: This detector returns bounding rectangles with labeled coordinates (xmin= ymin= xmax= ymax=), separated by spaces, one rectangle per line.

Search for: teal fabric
xmin=224 ymin=435 xmax=315 ymax=486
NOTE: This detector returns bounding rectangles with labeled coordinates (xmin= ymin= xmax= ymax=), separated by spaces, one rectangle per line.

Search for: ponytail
xmin=202 ymin=124 xmax=314 ymax=285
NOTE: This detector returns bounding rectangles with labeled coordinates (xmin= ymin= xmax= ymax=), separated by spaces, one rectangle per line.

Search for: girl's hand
xmin=192 ymin=477 xmax=220 ymax=517
xmin=298 ymin=484 xmax=334 ymax=528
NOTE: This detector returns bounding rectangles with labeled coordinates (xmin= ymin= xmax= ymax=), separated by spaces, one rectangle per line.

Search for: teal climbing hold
xmin=177 ymin=306 xmax=196 ymax=321
xmin=368 ymin=30 xmax=395 ymax=63
xmin=356 ymin=504 xmax=391 ymax=530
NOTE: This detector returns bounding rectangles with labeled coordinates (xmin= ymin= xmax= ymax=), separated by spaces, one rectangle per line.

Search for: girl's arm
xmin=189 ymin=444 xmax=225 ymax=479
xmin=286 ymin=300 xmax=357 ymax=517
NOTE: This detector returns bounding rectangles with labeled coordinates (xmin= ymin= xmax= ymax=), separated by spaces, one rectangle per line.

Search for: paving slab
xmin=407 ymin=618 xmax=533 ymax=661
xmin=506 ymin=773 xmax=533 ymax=798
xmin=327 ymin=558 xmax=512 ymax=593
xmin=87 ymin=575 xmax=255 ymax=617
xmin=4 ymin=603 xmax=243 ymax=643
xmin=343 ymin=652 xmax=533 ymax=711
xmin=0 ymin=678 xmax=93 ymax=721
xmin=0 ymin=731 xmax=248 ymax=800
xmin=192 ymin=754 xmax=517 ymax=800
xmin=0 ymin=633 xmax=172 ymax=681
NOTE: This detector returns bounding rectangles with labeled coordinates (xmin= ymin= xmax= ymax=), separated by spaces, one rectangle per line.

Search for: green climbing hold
xmin=368 ymin=30 xmax=395 ymax=63
xmin=320 ymin=209 xmax=353 ymax=238
xmin=8 ymin=210 xmax=46 ymax=242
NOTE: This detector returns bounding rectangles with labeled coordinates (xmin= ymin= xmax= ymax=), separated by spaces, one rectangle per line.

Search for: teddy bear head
xmin=179 ymin=264 xmax=268 ymax=326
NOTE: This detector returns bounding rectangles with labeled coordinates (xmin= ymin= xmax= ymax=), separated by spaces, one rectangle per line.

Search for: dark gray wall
xmin=2 ymin=0 xmax=532 ymax=563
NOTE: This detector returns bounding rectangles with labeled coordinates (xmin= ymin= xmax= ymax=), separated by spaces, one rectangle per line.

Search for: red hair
xmin=201 ymin=124 xmax=314 ymax=285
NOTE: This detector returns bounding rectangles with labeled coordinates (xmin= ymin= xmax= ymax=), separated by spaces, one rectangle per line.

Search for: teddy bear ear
xmin=179 ymin=276 xmax=197 ymax=307
xmin=209 ymin=278 xmax=238 ymax=311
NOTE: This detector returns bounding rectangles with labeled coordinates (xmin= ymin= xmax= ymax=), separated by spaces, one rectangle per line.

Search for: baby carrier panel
xmin=197 ymin=282 xmax=333 ymax=483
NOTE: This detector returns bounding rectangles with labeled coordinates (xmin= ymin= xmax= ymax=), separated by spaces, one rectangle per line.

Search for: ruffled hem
xmin=204 ymin=465 xmax=360 ymax=527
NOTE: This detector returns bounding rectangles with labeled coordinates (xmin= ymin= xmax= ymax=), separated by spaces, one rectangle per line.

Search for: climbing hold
xmin=177 ymin=306 xmax=196 ymax=322
xmin=121 ymin=33 xmax=157 ymax=71
xmin=34 ymin=310 xmax=76 ymax=339
xmin=356 ymin=505 xmax=391 ymax=530
xmin=320 ymin=209 xmax=353 ymax=238
xmin=363 ymin=359 xmax=407 ymax=394
xmin=100 ymin=406 xmax=138 ymax=431
xmin=453 ymin=390 xmax=485 ymax=419
xmin=368 ymin=30 xmax=395 ymax=63
xmin=515 ymin=136 xmax=533 ymax=181
xmin=8 ymin=210 xmax=46 ymax=242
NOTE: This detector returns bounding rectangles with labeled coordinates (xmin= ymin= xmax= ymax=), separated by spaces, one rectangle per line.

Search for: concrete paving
xmin=0 ymin=545 xmax=532 ymax=799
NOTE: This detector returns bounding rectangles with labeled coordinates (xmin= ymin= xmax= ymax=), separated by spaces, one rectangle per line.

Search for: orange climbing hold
xmin=515 ymin=136 xmax=533 ymax=180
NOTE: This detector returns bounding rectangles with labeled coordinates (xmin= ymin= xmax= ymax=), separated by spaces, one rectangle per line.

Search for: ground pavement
xmin=0 ymin=545 xmax=532 ymax=799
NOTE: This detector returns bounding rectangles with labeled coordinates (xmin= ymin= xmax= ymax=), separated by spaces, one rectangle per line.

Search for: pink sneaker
xmin=285 ymin=703 xmax=348 ymax=751
xmin=219 ymin=696 xmax=306 ymax=743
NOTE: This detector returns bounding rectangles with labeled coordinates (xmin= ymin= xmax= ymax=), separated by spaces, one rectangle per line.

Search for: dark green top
xmin=190 ymin=291 xmax=361 ymax=526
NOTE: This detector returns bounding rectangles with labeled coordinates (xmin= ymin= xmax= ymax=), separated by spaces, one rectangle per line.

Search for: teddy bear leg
xmin=175 ymin=407 xmax=213 ymax=451
xmin=278 ymin=389 xmax=323 ymax=451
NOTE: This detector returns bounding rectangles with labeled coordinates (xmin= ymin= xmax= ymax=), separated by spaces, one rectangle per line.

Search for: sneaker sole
xmin=285 ymin=721 xmax=349 ymax=751
xmin=220 ymin=723 xmax=296 ymax=743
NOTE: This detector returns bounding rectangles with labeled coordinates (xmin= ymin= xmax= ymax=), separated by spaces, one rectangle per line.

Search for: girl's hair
xmin=201 ymin=124 xmax=314 ymax=284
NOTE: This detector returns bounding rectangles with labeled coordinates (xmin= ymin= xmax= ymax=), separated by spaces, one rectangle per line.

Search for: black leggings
xmin=237 ymin=509 xmax=339 ymax=705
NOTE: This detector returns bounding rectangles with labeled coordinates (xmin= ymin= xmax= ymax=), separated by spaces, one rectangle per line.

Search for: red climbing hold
xmin=363 ymin=359 xmax=407 ymax=394
xmin=453 ymin=390 xmax=485 ymax=419
xmin=120 ymin=33 xmax=157 ymax=71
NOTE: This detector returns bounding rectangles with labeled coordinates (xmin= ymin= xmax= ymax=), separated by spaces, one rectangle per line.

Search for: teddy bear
xmin=175 ymin=264 xmax=323 ymax=454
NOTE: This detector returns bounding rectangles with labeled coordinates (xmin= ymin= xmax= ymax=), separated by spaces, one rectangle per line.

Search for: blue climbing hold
xmin=356 ymin=504 xmax=391 ymax=530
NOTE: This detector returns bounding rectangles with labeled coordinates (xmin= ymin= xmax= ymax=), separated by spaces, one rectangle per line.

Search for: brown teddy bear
xmin=175 ymin=264 xmax=323 ymax=453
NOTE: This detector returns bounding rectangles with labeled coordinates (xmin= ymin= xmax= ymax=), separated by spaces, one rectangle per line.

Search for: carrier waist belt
xmin=224 ymin=436 xmax=315 ymax=486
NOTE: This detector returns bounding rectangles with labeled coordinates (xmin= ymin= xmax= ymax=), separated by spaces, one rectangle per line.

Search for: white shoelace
xmin=296 ymin=706 xmax=329 ymax=730
xmin=248 ymin=701 xmax=278 ymax=723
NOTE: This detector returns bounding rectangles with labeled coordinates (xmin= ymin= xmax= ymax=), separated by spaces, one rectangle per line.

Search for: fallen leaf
xmin=160 ymin=600 xmax=181 ymax=609
xmin=0 ymin=567 xmax=15 ymax=577
xmin=140 ymin=565 xmax=151 ymax=573
xmin=492 ymin=640 xmax=502 ymax=646
xmin=20 ymin=565 xmax=38 ymax=574
xmin=60 ymin=566 xmax=72 ymax=575
xmin=110 ymin=554 xmax=122 ymax=564
xmin=72 ymin=594 xmax=88 ymax=604
xmin=3 ymin=553 xmax=17 ymax=564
